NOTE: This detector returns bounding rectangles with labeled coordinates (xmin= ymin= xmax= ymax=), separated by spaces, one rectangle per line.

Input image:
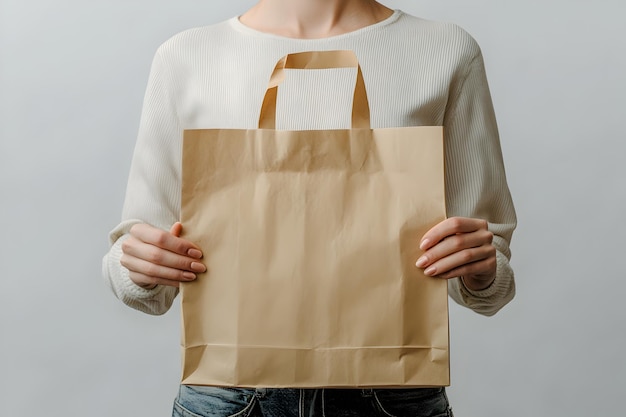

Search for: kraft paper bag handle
xmin=259 ymin=50 xmax=371 ymax=129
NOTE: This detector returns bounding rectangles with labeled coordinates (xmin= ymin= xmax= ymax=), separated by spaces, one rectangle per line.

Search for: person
xmin=103 ymin=0 xmax=517 ymax=415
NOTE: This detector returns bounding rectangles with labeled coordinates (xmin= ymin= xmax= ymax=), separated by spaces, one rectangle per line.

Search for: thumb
xmin=169 ymin=221 xmax=183 ymax=237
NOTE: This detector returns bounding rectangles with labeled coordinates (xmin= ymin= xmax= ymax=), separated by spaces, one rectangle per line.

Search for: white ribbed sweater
xmin=103 ymin=10 xmax=516 ymax=316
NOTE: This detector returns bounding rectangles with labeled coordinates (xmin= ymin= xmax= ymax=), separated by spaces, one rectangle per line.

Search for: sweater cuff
xmin=453 ymin=250 xmax=515 ymax=316
xmin=460 ymin=274 xmax=499 ymax=299
xmin=102 ymin=234 xmax=165 ymax=300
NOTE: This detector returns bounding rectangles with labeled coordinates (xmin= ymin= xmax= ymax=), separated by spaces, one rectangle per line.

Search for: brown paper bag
xmin=180 ymin=50 xmax=449 ymax=388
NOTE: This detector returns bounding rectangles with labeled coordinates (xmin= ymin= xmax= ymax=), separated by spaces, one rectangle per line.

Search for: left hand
xmin=415 ymin=217 xmax=496 ymax=291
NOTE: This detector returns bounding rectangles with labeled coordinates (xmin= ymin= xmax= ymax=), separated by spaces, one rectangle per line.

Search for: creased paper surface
xmin=180 ymin=126 xmax=448 ymax=387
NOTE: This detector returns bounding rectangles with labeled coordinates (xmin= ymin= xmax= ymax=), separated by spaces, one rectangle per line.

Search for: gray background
xmin=1 ymin=1 xmax=624 ymax=416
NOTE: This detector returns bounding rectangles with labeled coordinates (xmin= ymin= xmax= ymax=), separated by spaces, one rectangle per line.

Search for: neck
xmin=240 ymin=0 xmax=393 ymax=39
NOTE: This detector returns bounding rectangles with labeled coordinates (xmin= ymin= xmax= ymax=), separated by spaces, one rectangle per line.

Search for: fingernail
xmin=424 ymin=266 xmax=436 ymax=276
xmin=420 ymin=239 xmax=430 ymax=250
xmin=188 ymin=249 xmax=203 ymax=259
xmin=415 ymin=256 xmax=428 ymax=268
xmin=191 ymin=262 xmax=206 ymax=273
xmin=183 ymin=271 xmax=197 ymax=280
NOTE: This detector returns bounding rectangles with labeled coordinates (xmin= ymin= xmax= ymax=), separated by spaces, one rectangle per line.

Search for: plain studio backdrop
xmin=1 ymin=1 xmax=624 ymax=416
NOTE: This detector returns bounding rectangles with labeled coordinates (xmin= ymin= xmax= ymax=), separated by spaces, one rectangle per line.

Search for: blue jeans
xmin=172 ymin=386 xmax=453 ymax=417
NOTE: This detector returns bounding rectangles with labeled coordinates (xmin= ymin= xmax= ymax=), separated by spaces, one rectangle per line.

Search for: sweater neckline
xmin=229 ymin=9 xmax=402 ymax=41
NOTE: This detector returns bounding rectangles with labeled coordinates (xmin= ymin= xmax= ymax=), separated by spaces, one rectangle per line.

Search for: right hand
xmin=120 ymin=222 xmax=206 ymax=289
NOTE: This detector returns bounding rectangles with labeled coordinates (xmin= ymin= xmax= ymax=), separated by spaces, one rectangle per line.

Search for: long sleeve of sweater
xmin=102 ymin=10 xmax=516 ymax=316
xmin=102 ymin=50 xmax=181 ymax=315
xmin=443 ymin=51 xmax=517 ymax=316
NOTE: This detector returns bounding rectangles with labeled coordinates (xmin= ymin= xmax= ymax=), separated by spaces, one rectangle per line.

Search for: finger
xmin=169 ymin=222 xmax=203 ymax=259
xmin=128 ymin=271 xmax=181 ymax=289
xmin=433 ymin=256 xmax=496 ymax=282
xmin=422 ymin=244 xmax=496 ymax=278
xmin=121 ymin=254 xmax=200 ymax=283
xmin=420 ymin=217 xmax=489 ymax=250
xmin=130 ymin=223 xmax=202 ymax=258
xmin=170 ymin=221 xmax=183 ymax=237
xmin=122 ymin=239 xmax=206 ymax=273
xmin=415 ymin=228 xmax=493 ymax=268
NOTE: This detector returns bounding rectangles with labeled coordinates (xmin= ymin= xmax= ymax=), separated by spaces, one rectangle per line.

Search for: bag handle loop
xmin=259 ymin=50 xmax=371 ymax=129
